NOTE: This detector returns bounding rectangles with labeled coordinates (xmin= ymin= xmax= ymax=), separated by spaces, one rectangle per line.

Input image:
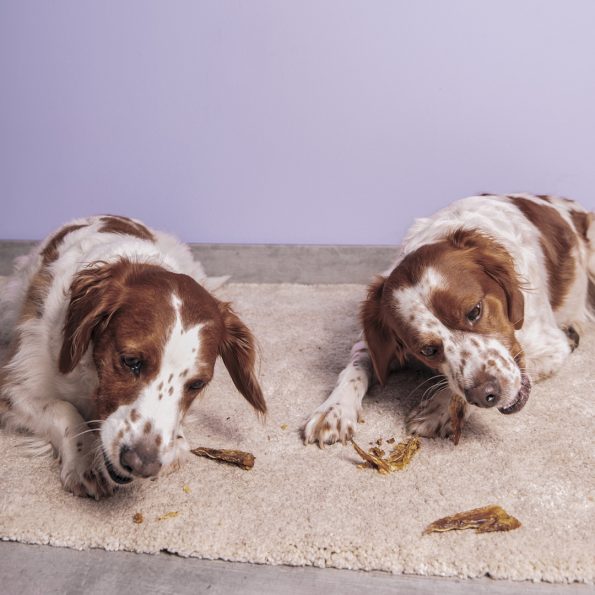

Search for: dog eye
xmin=466 ymin=302 xmax=482 ymax=323
xmin=187 ymin=379 xmax=205 ymax=391
xmin=420 ymin=345 xmax=440 ymax=358
xmin=121 ymin=356 xmax=142 ymax=376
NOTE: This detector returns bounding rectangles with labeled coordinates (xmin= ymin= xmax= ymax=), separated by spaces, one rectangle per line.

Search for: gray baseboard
xmin=0 ymin=241 xmax=395 ymax=284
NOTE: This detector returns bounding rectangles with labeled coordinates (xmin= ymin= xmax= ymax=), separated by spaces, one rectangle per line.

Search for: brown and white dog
xmin=0 ymin=216 xmax=266 ymax=498
xmin=304 ymin=194 xmax=594 ymax=445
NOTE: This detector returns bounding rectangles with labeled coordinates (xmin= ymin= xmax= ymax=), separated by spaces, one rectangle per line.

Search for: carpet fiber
xmin=0 ymin=283 xmax=593 ymax=583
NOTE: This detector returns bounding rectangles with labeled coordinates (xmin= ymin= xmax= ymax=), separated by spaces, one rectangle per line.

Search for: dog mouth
xmin=102 ymin=449 xmax=133 ymax=485
xmin=498 ymin=372 xmax=532 ymax=415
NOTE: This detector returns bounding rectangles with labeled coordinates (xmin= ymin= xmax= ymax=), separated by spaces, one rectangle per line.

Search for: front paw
xmin=303 ymin=402 xmax=359 ymax=447
xmin=60 ymin=452 xmax=115 ymax=499
xmin=406 ymin=393 xmax=458 ymax=440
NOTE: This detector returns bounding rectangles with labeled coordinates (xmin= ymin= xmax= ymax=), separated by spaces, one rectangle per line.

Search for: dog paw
xmin=406 ymin=391 xmax=461 ymax=439
xmin=60 ymin=448 xmax=114 ymax=499
xmin=303 ymin=402 xmax=359 ymax=447
xmin=563 ymin=325 xmax=580 ymax=352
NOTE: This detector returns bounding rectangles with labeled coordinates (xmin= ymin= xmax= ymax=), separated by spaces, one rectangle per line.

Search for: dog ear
xmin=218 ymin=302 xmax=267 ymax=416
xmin=360 ymin=276 xmax=403 ymax=385
xmin=472 ymin=243 xmax=525 ymax=330
xmin=482 ymin=255 xmax=525 ymax=330
xmin=59 ymin=262 xmax=124 ymax=373
xmin=450 ymin=229 xmax=525 ymax=330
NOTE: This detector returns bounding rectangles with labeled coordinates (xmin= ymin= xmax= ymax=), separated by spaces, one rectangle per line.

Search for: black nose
xmin=119 ymin=443 xmax=162 ymax=478
xmin=464 ymin=377 xmax=501 ymax=408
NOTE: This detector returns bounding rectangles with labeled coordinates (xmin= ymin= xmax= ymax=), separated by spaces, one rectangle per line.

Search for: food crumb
xmin=158 ymin=511 xmax=179 ymax=521
xmin=280 ymin=424 xmax=288 ymax=430
xmin=133 ymin=512 xmax=144 ymax=524
xmin=182 ymin=485 xmax=191 ymax=494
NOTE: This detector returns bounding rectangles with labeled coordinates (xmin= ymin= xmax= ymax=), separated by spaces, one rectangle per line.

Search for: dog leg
xmin=303 ymin=340 xmax=372 ymax=446
xmin=8 ymin=393 xmax=112 ymax=499
xmin=522 ymin=324 xmax=573 ymax=381
xmin=406 ymin=388 xmax=471 ymax=439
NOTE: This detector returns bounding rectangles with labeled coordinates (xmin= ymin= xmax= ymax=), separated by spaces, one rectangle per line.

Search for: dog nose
xmin=120 ymin=442 xmax=162 ymax=478
xmin=464 ymin=377 xmax=501 ymax=408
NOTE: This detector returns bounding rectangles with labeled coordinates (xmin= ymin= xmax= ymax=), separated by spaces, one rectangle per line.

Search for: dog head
xmin=362 ymin=229 xmax=531 ymax=414
xmin=59 ymin=259 xmax=266 ymax=484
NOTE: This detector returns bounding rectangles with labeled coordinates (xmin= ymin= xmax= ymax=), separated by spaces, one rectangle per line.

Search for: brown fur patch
xmin=20 ymin=224 xmax=88 ymax=322
xmin=20 ymin=269 xmax=53 ymax=320
xmin=510 ymin=197 xmax=577 ymax=310
xmin=41 ymin=224 xmax=88 ymax=266
xmin=130 ymin=409 xmax=140 ymax=422
xmin=99 ymin=216 xmax=155 ymax=242
xmin=569 ymin=210 xmax=592 ymax=243
xmin=144 ymin=420 xmax=152 ymax=434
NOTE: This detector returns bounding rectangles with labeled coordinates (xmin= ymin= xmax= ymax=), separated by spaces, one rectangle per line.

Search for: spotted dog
xmin=304 ymin=194 xmax=594 ymax=445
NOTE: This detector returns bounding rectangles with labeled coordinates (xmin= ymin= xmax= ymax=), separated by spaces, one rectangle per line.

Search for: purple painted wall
xmin=1 ymin=1 xmax=594 ymax=244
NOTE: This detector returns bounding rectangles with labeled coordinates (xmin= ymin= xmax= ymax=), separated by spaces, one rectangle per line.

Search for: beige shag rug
xmin=0 ymin=283 xmax=593 ymax=583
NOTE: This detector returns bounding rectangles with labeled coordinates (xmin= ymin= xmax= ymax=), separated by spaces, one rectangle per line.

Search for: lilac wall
xmin=1 ymin=1 xmax=594 ymax=244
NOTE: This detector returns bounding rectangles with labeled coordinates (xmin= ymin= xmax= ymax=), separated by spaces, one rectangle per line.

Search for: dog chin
xmin=498 ymin=372 xmax=532 ymax=415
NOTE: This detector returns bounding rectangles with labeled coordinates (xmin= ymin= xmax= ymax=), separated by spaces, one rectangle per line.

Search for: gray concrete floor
xmin=0 ymin=241 xmax=592 ymax=595
xmin=0 ymin=240 xmax=395 ymax=283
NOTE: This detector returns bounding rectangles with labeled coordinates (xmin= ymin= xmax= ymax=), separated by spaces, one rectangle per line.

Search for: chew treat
xmin=351 ymin=440 xmax=391 ymax=474
xmin=352 ymin=436 xmax=420 ymax=474
xmin=449 ymin=393 xmax=466 ymax=445
xmin=191 ymin=447 xmax=255 ymax=470
xmin=423 ymin=505 xmax=522 ymax=535
xmin=369 ymin=446 xmax=385 ymax=458
xmin=386 ymin=436 xmax=420 ymax=471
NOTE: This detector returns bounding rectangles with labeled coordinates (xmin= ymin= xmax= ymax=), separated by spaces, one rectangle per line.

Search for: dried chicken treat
xmin=132 ymin=512 xmax=144 ymax=524
xmin=423 ymin=505 xmax=521 ymax=535
xmin=352 ymin=436 xmax=420 ymax=474
xmin=386 ymin=436 xmax=420 ymax=471
xmin=369 ymin=446 xmax=385 ymax=458
xmin=191 ymin=447 xmax=255 ymax=470
xmin=449 ymin=393 xmax=466 ymax=445
xmin=351 ymin=440 xmax=391 ymax=474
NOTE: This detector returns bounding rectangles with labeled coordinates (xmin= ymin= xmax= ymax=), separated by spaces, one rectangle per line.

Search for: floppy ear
xmin=450 ymin=229 xmax=525 ymax=330
xmin=59 ymin=262 xmax=124 ymax=374
xmin=484 ymin=258 xmax=524 ymax=330
xmin=473 ymin=246 xmax=525 ymax=330
xmin=218 ymin=302 xmax=267 ymax=416
xmin=360 ymin=276 xmax=403 ymax=385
